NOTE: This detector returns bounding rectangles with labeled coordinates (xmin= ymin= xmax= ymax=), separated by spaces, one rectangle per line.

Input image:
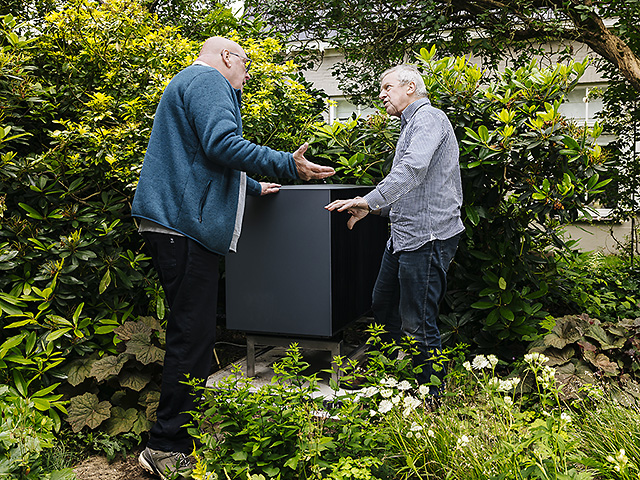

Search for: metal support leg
xmin=245 ymin=334 xmax=343 ymax=381
xmin=247 ymin=336 xmax=256 ymax=378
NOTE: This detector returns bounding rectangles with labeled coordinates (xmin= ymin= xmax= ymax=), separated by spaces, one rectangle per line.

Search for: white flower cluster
xmin=537 ymin=365 xmax=556 ymax=389
xmin=470 ymin=354 xmax=499 ymax=370
xmin=406 ymin=422 xmax=423 ymax=438
xmin=487 ymin=376 xmax=521 ymax=392
xmin=524 ymin=352 xmax=549 ymax=367
xmin=606 ymin=449 xmax=629 ymax=472
xmin=365 ymin=377 xmax=424 ymax=418
xmin=456 ymin=435 xmax=470 ymax=448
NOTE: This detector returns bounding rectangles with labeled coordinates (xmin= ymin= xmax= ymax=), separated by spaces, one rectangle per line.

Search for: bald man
xmin=132 ymin=37 xmax=334 ymax=479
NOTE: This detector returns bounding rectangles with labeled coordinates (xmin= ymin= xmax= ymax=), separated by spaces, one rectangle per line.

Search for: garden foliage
xmin=310 ymin=47 xmax=612 ymax=353
xmin=0 ymin=0 xmax=326 ymax=457
xmin=0 ymin=0 xmax=639 ymax=476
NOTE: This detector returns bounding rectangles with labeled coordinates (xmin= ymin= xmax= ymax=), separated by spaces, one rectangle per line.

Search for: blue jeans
xmin=372 ymin=234 xmax=460 ymax=389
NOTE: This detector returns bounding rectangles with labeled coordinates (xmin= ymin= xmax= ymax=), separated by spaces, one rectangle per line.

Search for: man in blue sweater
xmin=132 ymin=36 xmax=334 ymax=479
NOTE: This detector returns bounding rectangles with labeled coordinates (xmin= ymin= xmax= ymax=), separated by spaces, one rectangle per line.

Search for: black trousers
xmin=142 ymin=232 xmax=220 ymax=453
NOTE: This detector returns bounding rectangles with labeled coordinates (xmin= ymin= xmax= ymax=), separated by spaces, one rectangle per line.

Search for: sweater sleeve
xmin=184 ymin=70 xmax=299 ymax=180
xmin=246 ymin=177 xmax=262 ymax=196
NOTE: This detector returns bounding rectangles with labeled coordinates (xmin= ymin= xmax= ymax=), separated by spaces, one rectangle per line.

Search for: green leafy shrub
xmin=190 ymin=344 xmax=395 ymax=480
xmin=528 ymin=314 xmax=640 ymax=403
xmin=63 ymin=317 xmax=164 ymax=437
xmin=0 ymin=0 xmax=329 ymax=460
xmin=0 ymin=384 xmax=75 ymax=479
xmin=308 ymin=113 xmax=398 ymax=185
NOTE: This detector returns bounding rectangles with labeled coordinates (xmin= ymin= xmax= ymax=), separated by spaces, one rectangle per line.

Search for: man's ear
xmin=406 ymin=81 xmax=417 ymax=95
xmin=220 ymin=49 xmax=232 ymax=69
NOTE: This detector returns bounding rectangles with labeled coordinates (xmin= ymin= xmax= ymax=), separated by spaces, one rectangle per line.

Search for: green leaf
xmin=18 ymin=202 xmax=43 ymax=219
xmin=471 ymin=300 xmax=495 ymax=310
xmin=67 ymin=392 xmax=112 ymax=432
xmin=13 ymin=370 xmax=27 ymax=397
xmin=67 ymin=357 xmax=97 ymax=386
xmin=465 ymin=205 xmax=480 ymax=226
xmin=104 ymin=406 xmax=137 ymax=436
xmin=125 ymin=333 xmax=165 ymax=365
xmin=498 ymin=277 xmax=507 ymax=290
xmin=114 ymin=320 xmax=152 ymax=341
xmin=46 ymin=328 xmax=72 ymax=342
xmin=499 ymin=307 xmax=514 ymax=321
xmin=119 ymin=369 xmax=151 ymax=391
xmin=232 ymin=450 xmax=248 ymax=461
xmin=99 ymin=269 xmax=111 ymax=294
xmin=49 ymin=468 xmax=77 ymax=480
xmin=131 ymin=409 xmax=153 ymax=435
xmin=90 ymin=354 xmax=129 ymax=382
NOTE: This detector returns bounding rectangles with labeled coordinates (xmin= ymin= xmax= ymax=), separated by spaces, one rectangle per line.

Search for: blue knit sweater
xmin=131 ymin=64 xmax=299 ymax=254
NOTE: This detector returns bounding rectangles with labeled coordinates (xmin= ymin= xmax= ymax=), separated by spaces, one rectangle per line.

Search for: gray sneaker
xmin=138 ymin=447 xmax=192 ymax=479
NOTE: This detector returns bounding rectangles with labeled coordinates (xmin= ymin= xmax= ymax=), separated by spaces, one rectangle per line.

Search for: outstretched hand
xmin=325 ymin=196 xmax=370 ymax=230
xmin=293 ymin=143 xmax=335 ymax=181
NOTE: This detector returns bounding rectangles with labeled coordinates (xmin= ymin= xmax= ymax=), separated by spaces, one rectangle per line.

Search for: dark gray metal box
xmin=226 ymin=184 xmax=388 ymax=338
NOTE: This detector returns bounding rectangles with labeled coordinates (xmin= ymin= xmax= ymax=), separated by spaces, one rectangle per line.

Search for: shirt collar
xmin=401 ymin=97 xmax=431 ymax=128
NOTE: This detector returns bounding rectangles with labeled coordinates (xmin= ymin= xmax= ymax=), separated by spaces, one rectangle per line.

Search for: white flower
xmin=380 ymin=388 xmax=394 ymax=398
xmin=504 ymin=396 xmax=513 ymax=406
xmin=418 ymin=385 xmax=430 ymax=397
xmin=472 ymin=355 xmax=491 ymax=370
xmin=410 ymin=422 xmax=423 ymax=432
xmin=524 ymin=352 xmax=549 ymax=366
xmin=487 ymin=377 xmax=500 ymax=389
xmin=560 ymin=412 xmax=571 ymax=423
xmin=403 ymin=408 xmax=413 ymax=417
xmin=457 ymin=435 xmax=470 ymax=447
xmin=378 ymin=400 xmax=393 ymax=414
xmin=397 ymin=380 xmax=412 ymax=391
xmin=403 ymin=395 xmax=421 ymax=411
xmin=362 ymin=386 xmax=379 ymax=398
xmin=487 ymin=355 xmax=499 ymax=368
xmin=463 ymin=361 xmax=472 ymax=371
xmin=407 ymin=431 xmax=414 ymax=438
xmin=369 ymin=410 xmax=377 ymax=417
xmin=496 ymin=377 xmax=521 ymax=392
xmin=537 ymin=365 xmax=556 ymax=388
xmin=382 ymin=377 xmax=398 ymax=388
xmin=428 ymin=429 xmax=435 ymax=438
xmin=414 ymin=432 xmax=422 ymax=439
xmin=391 ymin=394 xmax=402 ymax=405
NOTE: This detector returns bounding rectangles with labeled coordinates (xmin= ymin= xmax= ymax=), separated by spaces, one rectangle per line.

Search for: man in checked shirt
xmin=325 ymin=64 xmax=464 ymax=398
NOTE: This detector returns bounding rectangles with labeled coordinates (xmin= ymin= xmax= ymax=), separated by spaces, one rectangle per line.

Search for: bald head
xmin=197 ymin=36 xmax=251 ymax=90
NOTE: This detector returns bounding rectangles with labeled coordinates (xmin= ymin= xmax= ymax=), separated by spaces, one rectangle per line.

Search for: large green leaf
xmin=67 ymin=357 xmax=97 ymax=386
xmin=114 ymin=320 xmax=152 ymax=342
xmin=104 ymin=406 xmax=137 ymax=436
xmin=119 ymin=369 xmax=152 ymax=391
xmin=125 ymin=332 xmax=165 ymax=365
xmin=131 ymin=410 xmax=153 ymax=435
xmin=90 ymin=353 xmax=130 ymax=382
xmin=67 ymin=392 xmax=112 ymax=432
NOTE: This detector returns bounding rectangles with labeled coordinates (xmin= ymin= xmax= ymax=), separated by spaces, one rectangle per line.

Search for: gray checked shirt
xmin=364 ymin=97 xmax=464 ymax=252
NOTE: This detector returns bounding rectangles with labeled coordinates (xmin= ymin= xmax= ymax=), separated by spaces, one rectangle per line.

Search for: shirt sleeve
xmin=364 ymin=111 xmax=443 ymax=210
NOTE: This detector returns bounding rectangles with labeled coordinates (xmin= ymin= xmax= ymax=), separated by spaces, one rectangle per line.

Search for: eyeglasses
xmin=229 ymin=52 xmax=252 ymax=72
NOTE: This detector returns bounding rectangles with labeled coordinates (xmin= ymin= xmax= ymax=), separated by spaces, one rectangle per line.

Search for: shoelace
xmin=172 ymin=452 xmax=191 ymax=468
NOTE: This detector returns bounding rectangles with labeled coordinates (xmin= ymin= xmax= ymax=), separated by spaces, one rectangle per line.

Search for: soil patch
xmin=73 ymin=450 xmax=152 ymax=480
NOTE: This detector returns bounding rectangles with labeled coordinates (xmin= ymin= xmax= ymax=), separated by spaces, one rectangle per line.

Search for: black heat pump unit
xmin=226 ymin=185 xmax=388 ymax=338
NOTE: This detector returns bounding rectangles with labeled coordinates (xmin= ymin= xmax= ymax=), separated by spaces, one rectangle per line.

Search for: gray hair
xmin=380 ymin=64 xmax=428 ymax=97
